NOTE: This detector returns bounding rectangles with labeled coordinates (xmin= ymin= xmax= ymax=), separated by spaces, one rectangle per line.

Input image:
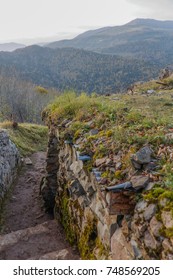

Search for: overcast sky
xmin=0 ymin=0 xmax=173 ymax=44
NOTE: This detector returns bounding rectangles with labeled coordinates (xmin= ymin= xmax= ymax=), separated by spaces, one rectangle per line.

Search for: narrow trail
xmin=0 ymin=152 xmax=79 ymax=260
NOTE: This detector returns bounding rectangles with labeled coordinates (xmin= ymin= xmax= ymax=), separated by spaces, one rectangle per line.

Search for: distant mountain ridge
xmin=126 ymin=18 xmax=173 ymax=28
xmin=0 ymin=45 xmax=158 ymax=94
xmin=46 ymin=18 xmax=173 ymax=65
xmin=0 ymin=18 xmax=173 ymax=94
xmin=0 ymin=42 xmax=25 ymax=52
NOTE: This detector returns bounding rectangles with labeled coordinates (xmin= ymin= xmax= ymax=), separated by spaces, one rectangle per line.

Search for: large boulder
xmin=0 ymin=130 xmax=20 ymax=203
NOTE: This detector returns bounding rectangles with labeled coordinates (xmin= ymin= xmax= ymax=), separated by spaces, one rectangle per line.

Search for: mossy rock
xmin=78 ymin=215 xmax=98 ymax=260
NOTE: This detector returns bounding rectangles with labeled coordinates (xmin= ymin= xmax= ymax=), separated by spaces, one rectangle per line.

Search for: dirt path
xmin=2 ymin=152 xmax=51 ymax=233
xmin=0 ymin=152 xmax=79 ymax=260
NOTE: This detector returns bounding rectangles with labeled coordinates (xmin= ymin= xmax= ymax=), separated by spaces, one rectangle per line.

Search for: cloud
xmin=126 ymin=0 xmax=173 ymax=19
xmin=127 ymin=0 xmax=173 ymax=7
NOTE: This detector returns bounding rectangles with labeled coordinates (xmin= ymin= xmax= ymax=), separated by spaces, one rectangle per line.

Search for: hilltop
xmin=0 ymin=42 xmax=25 ymax=52
xmin=47 ymin=18 xmax=173 ymax=66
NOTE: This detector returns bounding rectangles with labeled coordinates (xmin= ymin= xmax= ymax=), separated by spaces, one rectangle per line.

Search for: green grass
xmin=0 ymin=122 xmax=48 ymax=156
xmin=43 ymin=89 xmax=173 ymax=188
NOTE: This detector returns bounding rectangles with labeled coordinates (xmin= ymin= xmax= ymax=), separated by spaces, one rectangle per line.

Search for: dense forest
xmin=0 ymin=46 xmax=158 ymax=95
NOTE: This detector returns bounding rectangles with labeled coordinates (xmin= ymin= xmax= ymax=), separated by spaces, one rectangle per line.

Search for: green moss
xmin=62 ymin=198 xmax=76 ymax=244
xmin=58 ymin=193 xmax=77 ymax=245
xmin=95 ymin=238 xmax=110 ymax=259
xmin=106 ymin=130 xmax=113 ymax=137
xmin=160 ymin=190 xmax=173 ymax=201
xmin=114 ymin=170 xmax=124 ymax=180
xmin=83 ymin=160 xmax=93 ymax=173
xmin=101 ymin=171 xmax=109 ymax=178
xmin=164 ymin=227 xmax=173 ymax=238
xmin=143 ymin=186 xmax=165 ymax=202
xmin=94 ymin=143 xmax=109 ymax=159
xmin=78 ymin=215 xmax=98 ymax=260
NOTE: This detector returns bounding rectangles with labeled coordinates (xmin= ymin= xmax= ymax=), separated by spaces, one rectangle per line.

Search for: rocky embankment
xmin=40 ymin=125 xmax=173 ymax=259
xmin=41 ymin=92 xmax=173 ymax=260
xmin=0 ymin=129 xmax=20 ymax=207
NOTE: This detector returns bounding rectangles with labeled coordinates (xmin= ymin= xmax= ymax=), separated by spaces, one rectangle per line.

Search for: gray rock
xmin=110 ymin=223 xmax=118 ymax=238
xmin=131 ymin=159 xmax=142 ymax=170
xmin=144 ymin=230 xmax=159 ymax=250
xmin=87 ymin=186 xmax=95 ymax=198
xmin=159 ymin=198 xmax=169 ymax=207
xmin=92 ymin=168 xmax=102 ymax=181
xmin=162 ymin=239 xmax=173 ymax=252
xmin=130 ymin=239 xmax=142 ymax=259
xmin=144 ymin=204 xmax=157 ymax=221
xmin=135 ymin=200 xmax=147 ymax=212
xmin=167 ymin=253 xmax=173 ymax=260
xmin=68 ymin=179 xmax=86 ymax=198
xmin=0 ymin=130 xmax=20 ymax=203
xmin=131 ymin=146 xmax=153 ymax=166
xmin=144 ymin=182 xmax=155 ymax=191
xmin=131 ymin=175 xmax=150 ymax=190
xmin=95 ymin=157 xmax=107 ymax=167
xmin=147 ymin=89 xmax=155 ymax=94
xmin=138 ymin=224 xmax=148 ymax=237
xmin=89 ymin=129 xmax=99 ymax=136
xmin=78 ymin=155 xmax=91 ymax=162
xmin=150 ymin=216 xmax=162 ymax=237
xmin=116 ymin=162 xmax=122 ymax=170
xmin=111 ymin=228 xmax=134 ymax=259
xmin=165 ymin=133 xmax=173 ymax=140
xmin=161 ymin=211 xmax=173 ymax=228
xmin=24 ymin=157 xmax=33 ymax=165
xmin=144 ymin=161 xmax=158 ymax=172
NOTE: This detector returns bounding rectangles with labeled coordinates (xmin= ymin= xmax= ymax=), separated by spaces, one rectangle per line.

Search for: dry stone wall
xmin=42 ymin=126 xmax=173 ymax=260
xmin=0 ymin=129 xmax=20 ymax=206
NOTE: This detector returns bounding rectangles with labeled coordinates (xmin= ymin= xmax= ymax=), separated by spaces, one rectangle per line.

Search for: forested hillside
xmin=0 ymin=46 xmax=158 ymax=94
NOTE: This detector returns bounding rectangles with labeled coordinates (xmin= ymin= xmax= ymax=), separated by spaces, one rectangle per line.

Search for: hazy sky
xmin=0 ymin=0 xmax=173 ymax=44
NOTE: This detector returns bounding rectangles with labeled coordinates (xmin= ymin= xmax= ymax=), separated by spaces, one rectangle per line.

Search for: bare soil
xmin=2 ymin=152 xmax=51 ymax=233
xmin=0 ymin=152 xmax=79 ymax=260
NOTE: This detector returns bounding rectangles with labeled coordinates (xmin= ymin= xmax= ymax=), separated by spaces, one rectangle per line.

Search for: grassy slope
xmin=0 ymin=122 xmax=48 ymax=156
xmin=43 ymin=85 xmax=173 ymax=219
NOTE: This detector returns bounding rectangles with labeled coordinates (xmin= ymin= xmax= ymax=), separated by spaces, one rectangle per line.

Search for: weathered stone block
xmin=144 ymin=204 xmax=157 ymax=221
xmin=161 ymin=211 xmax=173 ymax=229
xmin=150 ymin=216 xmax=162 ymax=237
xmin=144 ymin=230 xmax=160 ymax=250
xmin=111 ymin=228 xmax=134 ymax=259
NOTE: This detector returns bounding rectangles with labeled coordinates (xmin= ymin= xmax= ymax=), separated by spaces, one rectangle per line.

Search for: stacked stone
xmin=43 ymin=125 xmax=173 ymax=260
xmin=126 ymin=201 xmax=173 ymax=260
xmin=40 ymin=128 xmax=59 ymax=212
xmin=0 ymin=129 xmax=20 ymax=206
